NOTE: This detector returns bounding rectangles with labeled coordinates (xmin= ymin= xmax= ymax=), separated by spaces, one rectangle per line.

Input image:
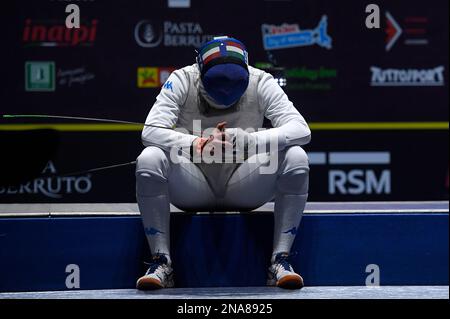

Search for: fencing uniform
xmin=136 ymin=37 xmax=311 ymax=290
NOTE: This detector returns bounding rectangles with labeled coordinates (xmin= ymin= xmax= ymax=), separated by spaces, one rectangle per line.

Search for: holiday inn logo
xmin=285 ymin=66 xmax=337 ymax=91
xmin=286 ymin=66 xmax=337 ymax=81
xmin=25 ymin=61 xmax=55 ymax=91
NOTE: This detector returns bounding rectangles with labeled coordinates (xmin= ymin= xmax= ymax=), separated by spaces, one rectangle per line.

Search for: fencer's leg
xmin=136 ymin=146 xmax=172 ymax=263
xmin=222 ymin=152 xmax=277 ymax=210
xmin=272 ymin=146 xmax=309 ymax=261
xmin=221 ymin=147 xmax=308 ymax=289
xmin=168 ymin=155 xmax=217 ymax=211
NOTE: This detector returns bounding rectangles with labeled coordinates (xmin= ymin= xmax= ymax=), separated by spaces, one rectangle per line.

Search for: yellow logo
xmin=137 ymin=67 xmax=159 ymax=88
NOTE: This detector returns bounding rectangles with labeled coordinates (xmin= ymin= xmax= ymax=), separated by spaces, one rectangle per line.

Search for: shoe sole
xmin=277 ymin=275 xmax=304 ymax=290
xmin=136 ymin=277 xmax=164 ymax=290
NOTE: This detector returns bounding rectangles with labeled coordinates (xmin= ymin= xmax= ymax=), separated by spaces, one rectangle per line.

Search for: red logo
xmin=23 ymin=19 xmax=98 ymax=47
xmin=385 ymin=12 xmax=428 ymax=51
xmin=158 ymin=67 xmax=176 ymax=85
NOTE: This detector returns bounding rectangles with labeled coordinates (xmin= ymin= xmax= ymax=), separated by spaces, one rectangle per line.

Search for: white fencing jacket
xmin=142 ymin=64 xmax=311 ymax=152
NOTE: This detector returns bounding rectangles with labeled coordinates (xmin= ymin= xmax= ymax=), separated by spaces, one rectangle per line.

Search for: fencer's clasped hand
xmin=192 ymin=123 xmax=258 ymax=162
xmin=225 ymin=127 xmax=257 ymax=156
xmin=192 ymin=122 xmax=233 ymax=159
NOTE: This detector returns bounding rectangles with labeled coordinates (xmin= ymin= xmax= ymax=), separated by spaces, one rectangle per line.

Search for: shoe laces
xmin=145 ymin=253 xmax=169 ymax=274
xmin=274 ymin=252 xmax=297 ymax=272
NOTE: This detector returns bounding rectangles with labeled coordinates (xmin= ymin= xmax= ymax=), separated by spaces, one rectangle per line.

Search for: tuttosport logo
xmin=134 ymin=20 xmax=214 ymax=48
xmin=0 ymin=161 xmax=92 ymax=199
xmin=23 ymin=19 xmax=98 ymax=47
xmin=370 ymin=66 xmax=445 ymax=87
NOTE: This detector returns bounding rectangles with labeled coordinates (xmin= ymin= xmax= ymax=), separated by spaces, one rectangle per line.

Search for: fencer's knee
xmin=136 ymin=146 xmax=170 ymax=180
xmin=136 ymin=147 xmax=170 ymax=197
xmin=277 ymin=146 xmax=309 ymax=195
xmin=282 ymin=146 xmax=309 ymax=170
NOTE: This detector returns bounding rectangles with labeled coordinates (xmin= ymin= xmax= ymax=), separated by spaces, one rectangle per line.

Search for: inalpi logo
xmin=23 ymin=19 xmax=98 ymax=47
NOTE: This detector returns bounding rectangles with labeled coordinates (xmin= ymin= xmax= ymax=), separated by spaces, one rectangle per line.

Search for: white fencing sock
xmin=272 ymin=169 xmax=309 ymax=263
xmin=136 ymin=172 xmax=172 ymax=265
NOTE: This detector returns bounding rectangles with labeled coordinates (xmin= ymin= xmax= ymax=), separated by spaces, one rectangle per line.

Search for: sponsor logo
xmin=0 ymin=161 xmax=92 ymax=199
xmin=385 ymin=12 xmax=429 ymax=51
xmin=25 ymin=61 xmax=55 ymax=91
xmin=145 ymin=227 xmax=165 ymax=236
xmin=255 ymin=63 xmax=337 ymax=91
xmin=168 ymin=0 xmax=190 ymax=8
xmin=261 ymin=15 xmax=332 ymax=50
xmin=283 ymin=227 xmax=298 ymax=235
xmin=135 ymin=20 xmax=214 ymax=48
xmin=286 ymin=66 xmax=337 ymax=91
xmin=138 ymin=67 xmax=159 ymax=88
xmin=370 ymin=66 xmax=445 ymax=87
xmin=163 ymin=80 xmax=173 ymax=92
xmin=159 ymin=67 xmax=176 ymax=84
xmin=137 ymin=67 xmax=176 ymax=88
xmin=134 ymin=21 xmax=163 ymax=48
xmin=23 ymin=19 xmax=98 ymax=47
xmin=254 ymin=63 xmax=288 ymax=87
xmin=308 ymin=152 xmax=391 ymax=195
xmin=57 ymin=67 xmax=95 ymax=87
xmin=26 ymin=62 xmax=95 ymax=91
xmin=385 ymin=12 xmax=402 ymax=51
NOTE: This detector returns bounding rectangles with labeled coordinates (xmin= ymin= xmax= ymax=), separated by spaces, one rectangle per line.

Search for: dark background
xmin=0 ymin=0 xmax=448 ymax=202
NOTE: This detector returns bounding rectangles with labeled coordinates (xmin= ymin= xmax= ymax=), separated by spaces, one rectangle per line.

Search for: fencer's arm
xmin=252 ymin=72 xmax=311 ymax=150
xmin=141 ymin=70 xmax=198 ymax=151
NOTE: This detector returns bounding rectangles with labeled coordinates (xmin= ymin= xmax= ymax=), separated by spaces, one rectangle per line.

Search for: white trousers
xmin=136 ymin=145 xmax=309 ymax=263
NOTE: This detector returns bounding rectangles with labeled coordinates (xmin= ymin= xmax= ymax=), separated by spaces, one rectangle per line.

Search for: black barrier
xmin=0 ymin=0 xmax=448 ymax=202
xmin=0 ymin=130 xmax=447 ymax=202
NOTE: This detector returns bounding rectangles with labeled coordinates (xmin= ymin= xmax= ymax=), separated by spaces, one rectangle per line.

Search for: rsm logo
xmin=309 ymin=152 xmax=391 ymax=195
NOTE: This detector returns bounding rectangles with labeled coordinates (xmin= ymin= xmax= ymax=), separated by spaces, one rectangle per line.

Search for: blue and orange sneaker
xmin=267 ymin=252 xmax=304 ymax=289
xmin=136 ymin=254 xmax=174 ymax=290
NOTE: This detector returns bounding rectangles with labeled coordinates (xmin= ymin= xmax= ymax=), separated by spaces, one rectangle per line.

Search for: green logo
xmin=286 ymin=67 xmax=337 ymax=80
xmin=286 ymin=67 xmax=337 ymax=91
xmin=254 ymin=62 xmax=337 ymax=91
xmin=25 ymin=62 xmax=55 ymax=91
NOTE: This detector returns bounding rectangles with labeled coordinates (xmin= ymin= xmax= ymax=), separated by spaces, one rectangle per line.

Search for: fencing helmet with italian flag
xmin=197 ymin=36 xmax=249 ymax=109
